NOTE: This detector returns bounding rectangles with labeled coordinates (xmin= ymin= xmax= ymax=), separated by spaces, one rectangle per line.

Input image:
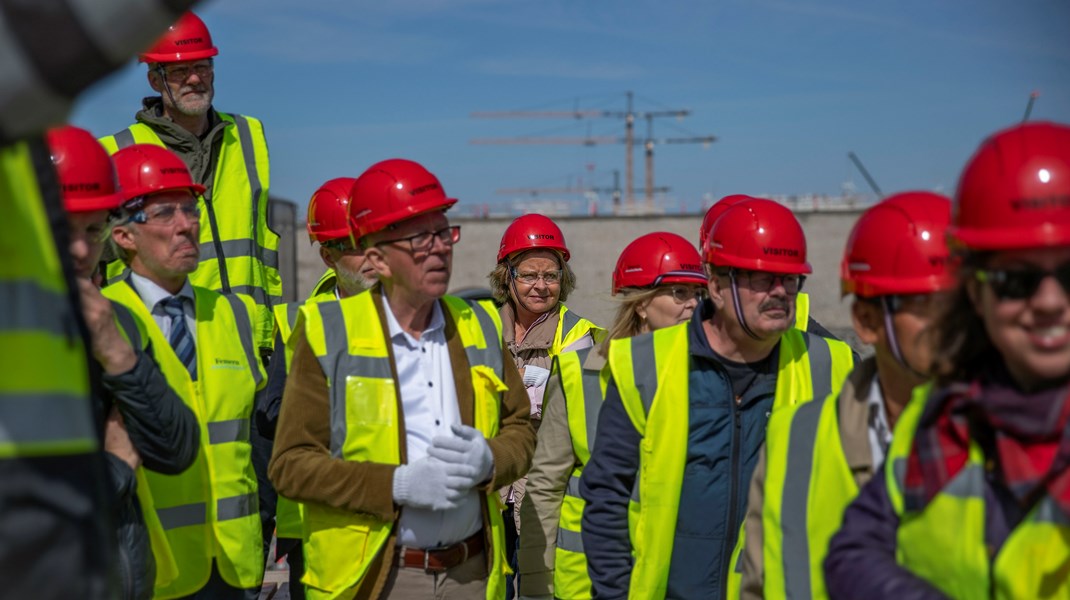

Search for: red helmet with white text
xmin=348 ymin=159 xmax=457 ymax=238
xmin=950 ymin=121 xmax=1070 ymax=251
xmin=307 ymin=177 xmax=357 ymax=244
xmin=841 ymin=191 xmax=954 ymax=298
xmin=613 ymin=232 xmax=707 ymax=294
xmin=45 ymin=126 xmax=124 ymax=213
xmin=139 ymin=12 xmax=218 ymax=63
xmin=705 ymin=198 xmax=811 ymax=274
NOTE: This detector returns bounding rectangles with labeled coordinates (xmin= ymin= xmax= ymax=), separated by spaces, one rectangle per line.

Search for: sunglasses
xmin=975 ymin=263 xmax=1070 ymax=300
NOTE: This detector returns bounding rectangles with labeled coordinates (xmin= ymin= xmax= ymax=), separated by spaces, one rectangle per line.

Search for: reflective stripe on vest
xmin=0 ymin=141 xmax=94 ymax=458
xmin=554 ymin=346 xmax=608 ymax=599
xmin=760 ymin=390 xmax=859 ymax=600
xmin=553 ymin=304 xmax=606 ymax=356
xmin=609 ymin=323 xmax=854 ymax=599
xmin=884 ymin=385 xmax=1070 ymax=599
xmin=298 ymin=292 xmax=508 ymax=598
xmin=272 ymin=283 xmax=335 ymax=540
xmin=103 ymin=281 xmax=266 ymax=597
xmin=100 ymin=115 xmax=280 ymax=350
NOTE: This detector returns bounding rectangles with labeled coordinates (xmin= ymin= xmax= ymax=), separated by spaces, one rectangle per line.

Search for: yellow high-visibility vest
xmin=0 ymin=141 xmax=96 ymax=459
xmin=270 ymin=277 xmax=336 ymax=540
xmin=296 ymin=291 xmax=510 ymax=599
xmin=608 ymin=323 xmax=854 ymax=599
xmin=99 ymin=116 xmax=280 ymax=351
xmin=553 ymin=347 xmax=610 ymax=599
xmin=758 ymin=389 xmax=860 ymax=599
xmin=885 ymin=384 xmax=1070 ymax=599
xmin=553 ymin=304 xmax=605 ymax=355
xmin=104 ymin=279 xmax=266 ymax=598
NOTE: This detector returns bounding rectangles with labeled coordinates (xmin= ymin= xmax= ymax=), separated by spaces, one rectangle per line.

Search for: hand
xmin=104 ymin=406 xmax=140 ymax=471
xmin=78 ymin=278 xmax=136 ymax=374
xmin=392 ymin=456 xmax=470 ymax=511
xmin=428 ymin=424 xmax=494 ymax=489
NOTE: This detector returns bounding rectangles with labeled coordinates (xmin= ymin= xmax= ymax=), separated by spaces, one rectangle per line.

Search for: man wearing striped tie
xmin=105 ymin=143 xmax=268 ymax=600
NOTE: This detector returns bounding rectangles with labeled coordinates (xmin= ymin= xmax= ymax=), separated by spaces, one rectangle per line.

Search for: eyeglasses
xmin=661 ymin=285 xmax=708 ymax=304
xmin=512 ymin=269 xmax=563 ymax=286
xmin=158 ymin=60 xmax=214 ymax=83
xmin=126 ymin=201 xmax=201 ymax=226
xmin=321 ymin=238 xmax=363 ymax=254
xmin=733 ymin=269 xmax=805 ymax=294
xmin=375 ymin=225 xmax=460 ymax=256
xmin=976 ymin=264 xmax=1070 ymax=300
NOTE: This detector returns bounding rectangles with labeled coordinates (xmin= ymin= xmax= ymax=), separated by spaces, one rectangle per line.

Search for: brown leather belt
xmin=398 ymin=530 xmax=484 ymax=573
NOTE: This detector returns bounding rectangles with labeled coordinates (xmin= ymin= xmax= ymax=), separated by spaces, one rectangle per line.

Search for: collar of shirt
xmin=866 ymin=375 xmax=894 ymax=466
xmin=381 ymin=293 xmax=446 ymax=348
xmin=688 ymin=298 xmax=718 ymax=360
xmin=128 ymin=271 xmax=195 ymax=315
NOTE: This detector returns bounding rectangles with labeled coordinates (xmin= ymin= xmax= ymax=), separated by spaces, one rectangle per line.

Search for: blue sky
xmin=72 ymin=0 xmax=1070 ymax=216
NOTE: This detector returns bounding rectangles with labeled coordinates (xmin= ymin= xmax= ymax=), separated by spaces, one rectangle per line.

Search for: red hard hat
xmin=705 ymin=198 xmax=811 ymax=274
xmin=348 ymin=159 xmax=457 ymax=238
xmin=842 ymin=191 xmax=954 ymax=298
xmin=613 ymin=232 xmax=707 ymax=294
xmin=950 ymin=121 xmax=1070 ymax=251
xmin=112 ymin=144 xmax=205 ymax=206
xmin=139 ymin=12 xmax=218 ymax=64
xmin=307 ymin=177 xmax=357 ymax=244
xmin=45 ymin=126 xmax=124 ymax=213
xmin=699 ymin=194 xmax=754 ymax=250
xmin=497 ymin=214 xmax=570 ymax=263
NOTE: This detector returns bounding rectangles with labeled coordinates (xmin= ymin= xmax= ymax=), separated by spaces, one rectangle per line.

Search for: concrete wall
xmin=291 ymin=211 xmax=866 ymax=346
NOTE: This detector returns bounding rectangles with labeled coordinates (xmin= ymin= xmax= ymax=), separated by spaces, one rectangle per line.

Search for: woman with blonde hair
xmin=518 ymin=232 xmax=707 ymax=599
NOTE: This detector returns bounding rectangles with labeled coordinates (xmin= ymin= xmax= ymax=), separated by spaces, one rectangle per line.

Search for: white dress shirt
xmin=382 ymin=294 xmax=483 ymax=548
xmin=128 ymin=272 xmax=197 ymax=343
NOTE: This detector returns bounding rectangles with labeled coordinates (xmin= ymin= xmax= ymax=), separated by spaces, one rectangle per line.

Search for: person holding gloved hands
xmin=269 ymin=158 xmax=535 ymax=600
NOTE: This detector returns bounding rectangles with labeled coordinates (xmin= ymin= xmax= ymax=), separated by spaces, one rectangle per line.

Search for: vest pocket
xmin=345 ymin=376 xmax=396 ymax=426
xmin=303 ymin=504 xmax=374 ymax=592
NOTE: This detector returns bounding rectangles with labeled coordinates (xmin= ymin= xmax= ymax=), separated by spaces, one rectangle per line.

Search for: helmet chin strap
xmin=156 ymin=65 xmax=180 ymax=114
xmin=880 ymin=296 xmax=927 ymax=379
xmin=729 ymin=269 xmax=762 ymax=341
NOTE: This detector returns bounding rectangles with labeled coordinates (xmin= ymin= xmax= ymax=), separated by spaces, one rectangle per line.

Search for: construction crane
xmin=472 ymin=91 xmax=711 ymax=209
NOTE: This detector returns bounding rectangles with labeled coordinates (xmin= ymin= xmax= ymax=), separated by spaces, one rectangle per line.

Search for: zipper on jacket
xmin=719 ymin=398 xmax=743 ymax=596
xmin=202 ymin=190 xmax=231 ymax=293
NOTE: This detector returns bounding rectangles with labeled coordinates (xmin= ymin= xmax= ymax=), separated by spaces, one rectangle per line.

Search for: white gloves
xmin=522 ymin=365 xmax=551 ymax=389
xmin=392 ymin=456 xmax=468 ymax=511
xmin=428 ymin=423 xmax=494 ymax=488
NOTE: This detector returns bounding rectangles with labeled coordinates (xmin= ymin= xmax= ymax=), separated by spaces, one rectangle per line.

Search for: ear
xmin=147 ymin=68 xmax=163 ymax=93
xmin=363 ymin=246 xmax=392 ymax=280
xmin=319 ymin=246 xmax=336 ymax=270
xmin=111 ymin=223 xmax=137 ymax=254
xmin=707 ymin=274 xmax=726 ymax=311
xmin=636 ymin=298 xmax=650 ymax=321
xmin=851 ymin=299 xmax=882 ymax=346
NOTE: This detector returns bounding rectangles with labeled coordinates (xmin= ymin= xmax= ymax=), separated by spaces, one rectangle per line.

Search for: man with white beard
xmin=99 ymin=11 xmax=282 ymax=360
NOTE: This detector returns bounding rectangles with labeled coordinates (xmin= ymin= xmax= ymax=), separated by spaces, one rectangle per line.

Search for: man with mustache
xmin=269 ymin=159 xmax=535 ymax=599
xmin=105 ymin=143 xmax=268 ymax=600
xmin=581 ymin=198 xmax=856 ymax=599
xmin=99 ymin=11 xmax=281 ymax=360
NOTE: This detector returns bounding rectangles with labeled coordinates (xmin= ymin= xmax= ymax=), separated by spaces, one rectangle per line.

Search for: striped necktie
xmin=161 ymin=296 xmax=197 ymax=380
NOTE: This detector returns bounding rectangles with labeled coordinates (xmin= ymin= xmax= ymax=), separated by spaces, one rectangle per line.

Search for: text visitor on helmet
xmin=825 ymin=121 xmax=1070 ymax=599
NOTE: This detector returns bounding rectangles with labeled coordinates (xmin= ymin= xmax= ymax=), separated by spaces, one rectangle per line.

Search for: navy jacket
xmin=580 ymin=302 xmax=781 ymax=599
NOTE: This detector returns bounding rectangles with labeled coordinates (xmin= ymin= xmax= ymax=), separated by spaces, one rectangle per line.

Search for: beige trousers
xmin=380 ymin=550 xmax=487 ymax=599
